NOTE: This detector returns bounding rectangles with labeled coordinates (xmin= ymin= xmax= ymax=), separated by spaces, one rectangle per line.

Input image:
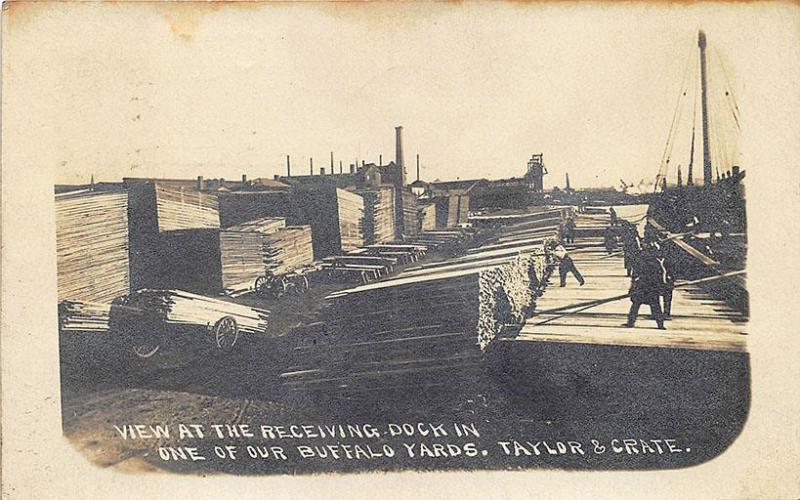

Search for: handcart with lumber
xmin=110 ymin=289 xmax=270 ymax=358
xmin=254 ymin=267 xmax=312 ymax=299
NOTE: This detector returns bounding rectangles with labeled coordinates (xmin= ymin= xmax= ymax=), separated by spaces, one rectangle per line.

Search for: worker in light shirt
xmin=548 ymin=241 xmax=585 ymax=287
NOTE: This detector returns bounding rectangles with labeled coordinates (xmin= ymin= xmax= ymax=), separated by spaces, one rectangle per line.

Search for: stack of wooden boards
xmin=58 ymin=300 xmax=112 ymax=334
xmin=432 ymin=194 xmax=470 ymax=228
xmin=153 ymin=184 xmax=220 ymax=231
xmin=418 ymin=202 xmax=437 ymax=231
xmin=405 ymin=227 xmax=475 ymax=252
xmin=218 ymin=185 xmax=364 ymax=259
xmin=398 ymin=190 xmax=419 ymax=237
xmin=360 ymin=188 xmax=397 ymax=245
xmin=111 ymin=289 xmax=269 ymax=335
xmin=153 ymin=218 xmax=314 ymax=294
xmin=56 ymin=189 xmax=130 ymax=303
xmin=283 ymin=247 xmax=550 ymax=394
xmin=125 ymin=180 xmax=222 ymax=290
xmin=262 ymin=227 xmax=315 ymax=276
xmin=281 ymin=206 xmax=570 ymax=395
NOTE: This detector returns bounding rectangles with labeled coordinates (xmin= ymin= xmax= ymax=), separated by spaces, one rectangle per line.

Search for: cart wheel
xmin=130 ymin=320 xmax=164 ymax=359
xmin=255 ymin=276 xmax=268 ymax=296
xmin=133 ymin=342 xmax=161 ymax=359
xmin=300 ymin=275 xmax=310 ymax=293
xmin=213 ymin=316 xmax=239 ymax=350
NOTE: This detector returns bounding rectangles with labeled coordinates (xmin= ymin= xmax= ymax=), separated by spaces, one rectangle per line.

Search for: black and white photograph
xmin=2 ymin=1 xmax=799 ymax=498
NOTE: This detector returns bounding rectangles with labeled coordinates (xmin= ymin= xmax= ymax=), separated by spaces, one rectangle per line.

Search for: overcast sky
xmin=3 ymin=2 xmax=795 ymax=189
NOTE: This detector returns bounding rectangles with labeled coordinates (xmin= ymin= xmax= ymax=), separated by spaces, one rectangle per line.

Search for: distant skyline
xmin=3 ymin=2 xmax=782 ymax=189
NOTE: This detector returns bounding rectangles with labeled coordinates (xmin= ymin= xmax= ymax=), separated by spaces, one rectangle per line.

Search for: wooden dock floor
xmin=503 ymin=214 xmax=747 ymax=353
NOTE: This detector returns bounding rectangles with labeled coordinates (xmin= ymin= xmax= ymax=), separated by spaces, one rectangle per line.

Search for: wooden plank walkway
xmin=502 ymin=213 xmax=748 ymax=353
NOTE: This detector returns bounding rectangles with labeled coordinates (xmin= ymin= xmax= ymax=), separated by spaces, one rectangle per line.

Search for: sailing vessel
xmin=649 ymin=30 xmax=747 ymax=311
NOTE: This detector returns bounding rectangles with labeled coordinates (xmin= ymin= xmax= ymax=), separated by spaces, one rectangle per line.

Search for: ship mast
xmin=698 ymin=30 xmax=712 ymax=186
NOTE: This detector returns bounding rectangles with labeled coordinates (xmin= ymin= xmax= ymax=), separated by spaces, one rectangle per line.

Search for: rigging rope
xmin=655 ymin=43 xmax=696 ymax=193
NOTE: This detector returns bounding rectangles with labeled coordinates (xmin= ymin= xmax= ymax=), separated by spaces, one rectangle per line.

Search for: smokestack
xmin=362 ymin=160 xmax=365 ymax=167
xmin=416 ymin=154 xmax=420 ymax=182
xmin=339 ymin=160 xmax=343 ymax=174
xmin=196 ymin=176 xmax=205 ymax=191
xmin=310 ymin=157 xmax=313 ymax=176
xmin=330 ymin=152 xmax=334 ymax=172
xmin=379 ymin=154 xmax=382 ymax=165
xmin=565 ymin=173 xmax=571 ymax=191
xmin=242 ymin=174 xmax=247 ymax=183
xmin=286 ymin=155 xmax=291 ymax=177
xmin=395 ymin=126 xmax=405 ymax=185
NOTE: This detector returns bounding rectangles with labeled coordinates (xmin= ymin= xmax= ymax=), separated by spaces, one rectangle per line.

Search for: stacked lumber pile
xmin=218 ymin=230 xmax=269 ymax=291
xmin=432 ymin=195 xmax=470 ymax=228
xmin=468 ymin=207 xmax=568 ymax=228
xmin=56 ymin=189 xmax=130 ymax=303
xmin=111 ymin=289 xmax=269 ymax=335
xmin=126 ymin=180 xmax=221 ymax=290
xmin=227 ymin=217 xmax=286 ymax=234
xmin=58 ymin=301 xmax=112 ymax=334
xmin=399 ymin=190 xmax=419 ymax=237
xmin=336 ymin=188 xmax=366 ymax=252
xmin=404 ymin=227 xmax=474 ymax=252
xmin=154 ymin=184 xmax=220 ymax=231
xmin=360 ymin=188 xmax=397 ymax=245
xmin=218 ymin=191 xmax=294 ymax=228
xmin=418 ymin=202 xmax=437 ymax=231
xmin=263 ymin=226 xmax=315 ymax=275
xmin=282 ymin=252 xmax=546 ymax=393
xmin=220 ymin=187 xmax=364 ymax=259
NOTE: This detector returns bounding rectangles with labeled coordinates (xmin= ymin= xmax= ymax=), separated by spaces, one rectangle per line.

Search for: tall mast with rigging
xmin=698 ymin=30 xmax=713 ymax=186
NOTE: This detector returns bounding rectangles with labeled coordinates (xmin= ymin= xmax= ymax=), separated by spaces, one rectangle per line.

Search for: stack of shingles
xmin=281 ymin=252 xmax=545 ymax=395
xmin=56 ymin=189 xmax=130 ymax=304
xmin=111 ymin=289 xmax=269 ymax=335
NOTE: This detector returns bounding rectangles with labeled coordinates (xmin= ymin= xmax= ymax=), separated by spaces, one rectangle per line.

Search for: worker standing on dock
xmin=609 ymin=206 xmax=618 ymax=226
xmin=548 ymin=241 xmax=585 ymax=287
xmin=624 ymin=243 xmax=666 ymax=330
xmin=654 ymin=241 xmax=675 ymax=320
xmin=621 ymin=222 xmax=642 ymax=277
xmin=603 ymin=225 xmax=617 ymax=254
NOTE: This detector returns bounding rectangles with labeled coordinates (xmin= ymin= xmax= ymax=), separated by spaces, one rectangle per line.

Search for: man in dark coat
xmin=653 ymin=241 xmax=675 ymax=319
xmin=621 ymin=222 xmax=642 ymax=277
xmin=624 ymin=243 xmax=666 ymax=329
xmin=603 ymin=225 xmax=617 ymax=254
